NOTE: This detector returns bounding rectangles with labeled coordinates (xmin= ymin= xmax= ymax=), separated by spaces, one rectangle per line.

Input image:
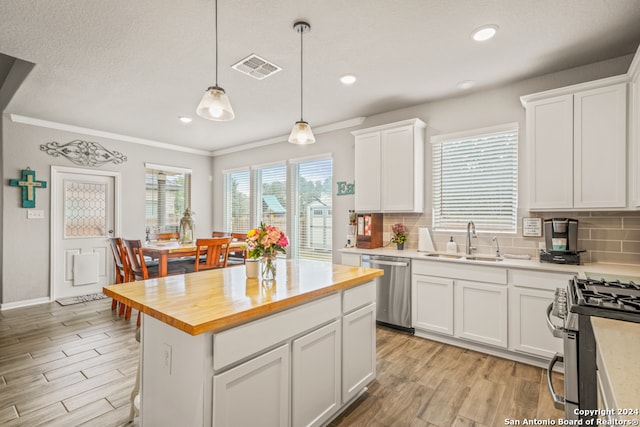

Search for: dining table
xmin=143 ymin=240 xmax=246 ymax=277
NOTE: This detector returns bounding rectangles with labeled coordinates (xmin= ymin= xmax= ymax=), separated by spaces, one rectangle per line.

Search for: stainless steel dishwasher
xmin=362 ymin=254 xmax=413 ymax=333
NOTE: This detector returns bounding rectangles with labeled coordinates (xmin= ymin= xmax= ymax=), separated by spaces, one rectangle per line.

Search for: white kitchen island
xmin=103 ymin=259 xmax=383 ymax=427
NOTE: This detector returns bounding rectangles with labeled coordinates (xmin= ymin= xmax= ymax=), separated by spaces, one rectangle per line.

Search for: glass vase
xmin=260 ymin=255 xmax=277 ymax=281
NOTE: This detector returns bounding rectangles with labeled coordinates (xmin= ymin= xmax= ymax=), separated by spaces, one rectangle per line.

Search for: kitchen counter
xmin=340 ymin=247 xmax=640 ymax=279
xmin=103 ymin=258 xmax=383 ymax=335
xmin=591 ymin=317 xmax=640 ymax=420
xmin=104 ymin=259 xmax=382 ymax=426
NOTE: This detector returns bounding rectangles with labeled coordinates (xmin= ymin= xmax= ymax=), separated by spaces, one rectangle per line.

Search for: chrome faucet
xmin=492 ymin=236 xmax=500 ymax=257
xmin=466 ymin=221 xmax=477 ymax=255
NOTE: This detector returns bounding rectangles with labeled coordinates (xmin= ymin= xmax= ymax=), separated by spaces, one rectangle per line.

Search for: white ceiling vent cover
xmin=232 ymin=54 xmax=282 ymax=80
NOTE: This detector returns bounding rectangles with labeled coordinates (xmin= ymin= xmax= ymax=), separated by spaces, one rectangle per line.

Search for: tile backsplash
xmin=382 ymin=211 xmax=640 ymax=265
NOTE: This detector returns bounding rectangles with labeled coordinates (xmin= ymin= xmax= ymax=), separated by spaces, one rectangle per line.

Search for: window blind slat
xmin=432 ymin=126 xmax=518 ymax=232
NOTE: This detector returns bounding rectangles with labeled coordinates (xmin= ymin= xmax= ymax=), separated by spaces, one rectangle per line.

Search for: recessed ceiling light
xmin=339 ymin=74 xmax=357 ymax=85
xmin=457 ymin=80 xmax=476 ymax=90
xmin=178 ymin=116 xmax=193 ymax=124
xmin=471 ymin=25 xmax=498 ymax=42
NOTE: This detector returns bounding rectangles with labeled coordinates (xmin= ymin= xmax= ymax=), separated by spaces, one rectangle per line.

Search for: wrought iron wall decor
xmin=40 ymin=139 xmax=127 ymax=167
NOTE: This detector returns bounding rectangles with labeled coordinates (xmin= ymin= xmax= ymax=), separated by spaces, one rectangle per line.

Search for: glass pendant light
xmin=288 ymin=21 xmax=315 ymax=145
xmin=196 ymin=0 xmax=235 ymax=121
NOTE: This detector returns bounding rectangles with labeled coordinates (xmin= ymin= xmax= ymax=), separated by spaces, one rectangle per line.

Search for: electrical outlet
xmin=162 ymin=343 xmax=172 ymax=375
xmin=27 ymin=210 xmax=45 ymax=219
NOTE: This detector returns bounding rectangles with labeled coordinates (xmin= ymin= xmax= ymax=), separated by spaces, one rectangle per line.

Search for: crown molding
xmin=210 ymin=117 xmax=367 ymax=156
xmin=9 ymin=114 xmax=212 ymax=156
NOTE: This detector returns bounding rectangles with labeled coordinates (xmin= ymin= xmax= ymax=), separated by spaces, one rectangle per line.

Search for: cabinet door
xmin=354 ymin=133 xmax=381 ymax=211
xmin=213 ymin=344 xmax=289 ymax=427
xmin=292 ymin=320 xmax=341 ymax=427
xmin=381 ymin=126 xmax=422 ymax=212
xmin=454 ymin=281 xmax=508 ymax=348
xmin=412 ymin=275 xmax=454 ymax=335
xmin=509 ymin=287 xmax=562 ymax=359
xmin=526 ymin=94 xmax=574 ymax=209
xmin=342 ymin=303 xmax=376 ymax=403
xmin=574 ymin=83 xmax=627 ymax=208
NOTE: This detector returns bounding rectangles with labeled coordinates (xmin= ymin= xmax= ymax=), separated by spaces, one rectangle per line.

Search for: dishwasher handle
xmin=369 ymin=260 xmax=410 ymax=267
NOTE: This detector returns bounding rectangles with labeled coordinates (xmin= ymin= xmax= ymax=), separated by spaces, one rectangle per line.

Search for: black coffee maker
xmin=540 ymin=218 xmax=582 ymax=264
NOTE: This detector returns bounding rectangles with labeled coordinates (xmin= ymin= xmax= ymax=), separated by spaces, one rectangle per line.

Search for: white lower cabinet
xmin=455 ymin=280 xmax=508 ymax=348
xmin=412 ymin=274 xmax=454 ymax=336
xmin=213 ymin=344 xmax=290 ymax=427
xmin=508 ymin=287 xmax=562 ymax=359
xmin=342 ymin=303 xmax=376 ymax=403
xmin=292 ymin=320 xmax=341 ymax=427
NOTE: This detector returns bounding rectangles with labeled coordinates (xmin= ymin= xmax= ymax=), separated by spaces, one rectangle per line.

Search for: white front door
xmin=52 ymin=167 xmax=120 ymax=299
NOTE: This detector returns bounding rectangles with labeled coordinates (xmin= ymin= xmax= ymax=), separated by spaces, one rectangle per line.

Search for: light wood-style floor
xmin=0 ymin=298 xmax=564 ymax=426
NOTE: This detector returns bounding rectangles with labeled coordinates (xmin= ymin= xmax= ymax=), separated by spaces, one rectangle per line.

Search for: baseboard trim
xmin=1 ymin=297 xmax=52 ymax=311
xmin=414 ymin=328 xmax=550 ymax=369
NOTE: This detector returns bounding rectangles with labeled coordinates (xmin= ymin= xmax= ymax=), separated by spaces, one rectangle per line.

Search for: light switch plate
xmin=27 ymin=210 xmax=45 ymax=219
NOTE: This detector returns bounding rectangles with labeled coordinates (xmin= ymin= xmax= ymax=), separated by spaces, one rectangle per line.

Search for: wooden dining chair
xmin=147 ymin=232 xmax=180 ymax=242
xmin=124 ymin=239 xmax=186 ymax=327
xmin=211 ymin=231 xmax=229 ymax=237
xmin=228 ymin=232 xmax=248 ymax=265
xmin=108 ymin=237 xmax=133 ymax=316
xmin=194 ymin=237 xmax=232 ymax=271
xmin=124 ymin=239 xmax=188 ymax=280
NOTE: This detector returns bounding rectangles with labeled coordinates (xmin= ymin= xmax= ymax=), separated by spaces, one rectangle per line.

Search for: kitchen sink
xmin=462 ymin=256 xmax=504 ymax=262
xmin=423 ymin=253 xmax=462 ymax=259
xmin=422 ymin=253 xmax=504 ymax=262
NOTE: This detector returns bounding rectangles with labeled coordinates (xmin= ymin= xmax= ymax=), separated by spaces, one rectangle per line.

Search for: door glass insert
xmin=64 ymin=180 xmax=107 ymax=237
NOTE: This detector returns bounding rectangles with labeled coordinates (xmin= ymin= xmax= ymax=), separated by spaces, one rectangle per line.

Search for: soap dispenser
xmin=446 ymin=236 xmax=457 ymax=253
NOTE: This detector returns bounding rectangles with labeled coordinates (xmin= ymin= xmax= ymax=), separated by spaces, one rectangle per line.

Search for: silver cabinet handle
xmin=546 ymin=303 xmax=565 ymax=338
xmin=547 ymin=353 xmax=565 ymax=410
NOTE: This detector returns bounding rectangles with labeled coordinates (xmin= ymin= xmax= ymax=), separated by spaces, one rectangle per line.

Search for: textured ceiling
xmin=1 ymin=0 xmax=640 ymax=153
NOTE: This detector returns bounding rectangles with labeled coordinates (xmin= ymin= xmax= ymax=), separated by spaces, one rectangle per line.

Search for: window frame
xmin=222 ymin=153 xmax=333 ymax=261
xmin=144 ymin=163 xmax=192 ymax=233
xmin=431 ymin=123 xmax=519 ymax=234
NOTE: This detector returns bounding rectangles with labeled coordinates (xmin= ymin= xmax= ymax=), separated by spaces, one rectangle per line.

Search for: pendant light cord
xmin=300 ymin=26 xmax=304 ymax=121
xmin=215 ymin=0 xmax=219 ymax=87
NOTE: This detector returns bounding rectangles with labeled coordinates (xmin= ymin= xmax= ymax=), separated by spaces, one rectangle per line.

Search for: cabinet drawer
xmin=508 ymin=268 xmax=577 ymax=291
xmin=343 ymin=281 xmax=375 ymax=313
xmin=413 ymin=260 xmax=507 ymax=284
xmin=213 ymin=293 xmax=341 ymax=371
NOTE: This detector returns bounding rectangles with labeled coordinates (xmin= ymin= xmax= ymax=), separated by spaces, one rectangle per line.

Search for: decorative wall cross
xmin=9 ymin=168 xmax=47 ymax=208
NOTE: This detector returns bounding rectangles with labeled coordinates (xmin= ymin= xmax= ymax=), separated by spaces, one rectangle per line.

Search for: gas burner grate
xmin=574 ymin=277 xmax=640 ymax=315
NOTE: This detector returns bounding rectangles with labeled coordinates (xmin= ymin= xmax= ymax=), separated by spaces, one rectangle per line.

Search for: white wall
xmin=1 ymin=116 xmax=213 ymax=305
xmin=211 ymin=54 xmax=633 ymax=262
xmin=1 ymin=53 xmax=632 ymax=305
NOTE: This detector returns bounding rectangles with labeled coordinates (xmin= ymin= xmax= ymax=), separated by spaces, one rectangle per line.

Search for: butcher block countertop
xmin=591 ymin=317 xmax=640 ymax=420
xmin=103 ymin=259 xmax=383 ymax=336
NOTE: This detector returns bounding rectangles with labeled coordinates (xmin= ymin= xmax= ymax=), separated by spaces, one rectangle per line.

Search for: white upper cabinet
xmin=630 ymin=51 xmax=640 ymax=207
xmin=574 ymin=84 xmax=627 ymax=208
xmin=526 ymin=94 xmax=574 ymax=209
xmin=352 ymin=118 xmax=426 ymax=212
xmin=522 ymin=79 xmax=628 ymax=210
xmin=353 ymin=132 xmax=381 ymax=211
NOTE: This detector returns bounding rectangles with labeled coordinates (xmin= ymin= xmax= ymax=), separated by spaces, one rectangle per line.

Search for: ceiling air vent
xmin=232 ymin=54 xmax=282 ymax=80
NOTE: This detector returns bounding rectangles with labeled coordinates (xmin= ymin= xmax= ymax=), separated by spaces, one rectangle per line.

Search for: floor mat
xmin=56 ymin=293 xmax=109 ymax=306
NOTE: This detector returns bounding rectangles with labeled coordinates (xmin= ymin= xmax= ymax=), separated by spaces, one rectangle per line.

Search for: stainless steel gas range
xmin=547 ymin=277 xmax=640 ymax=422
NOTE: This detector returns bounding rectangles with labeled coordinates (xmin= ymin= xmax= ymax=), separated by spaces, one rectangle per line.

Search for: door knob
xmin=108 ymin=229 xmax=114 ymax=234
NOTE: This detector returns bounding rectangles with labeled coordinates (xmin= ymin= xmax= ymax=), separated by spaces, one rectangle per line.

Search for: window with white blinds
xmin=256 ymin=164 xmax=287 ymax=234
xmin=432 ymin=124 xmax=518 ymax=233
xmin=222 ymin=155 xmax=333 ymax=260
xmin=145 ymin=164 xmax=192 ymax=233
xmin=223 ymin=169 xmax=250 ymax=233
xmin=291 ymin=158 xmax=332 ymax=261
